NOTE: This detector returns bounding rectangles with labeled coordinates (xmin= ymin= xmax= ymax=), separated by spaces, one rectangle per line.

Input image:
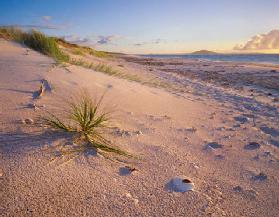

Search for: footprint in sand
xmin=269 ymin=140 xmax=279 ymax=148
xmin=204 ymin=142 xmax=223 ymax=151
xmin=119 ymin=166 xmax=137 ymax=176
xmin=234 ymin=115 xmax=249 ymax=124
xmin=260 ymin=126 xmax=279 ymax=137
xmin=244 ymin=142 xmax=261 ymax=150
xmin=251 ymin=172 xmax=268 ymax=181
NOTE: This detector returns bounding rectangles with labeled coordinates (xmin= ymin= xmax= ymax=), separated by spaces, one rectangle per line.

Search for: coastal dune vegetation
xmin=0 ymin=27 xmax=131 ymax=158
xmin=0 ymin=27 xmax=110 ymax=62
xmin=42 ymin=93 xmax=130 ymax=157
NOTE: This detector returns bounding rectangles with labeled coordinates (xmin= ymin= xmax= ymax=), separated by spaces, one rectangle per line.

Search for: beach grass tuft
xmin=42 ymin=93 xmax=130 ymax=157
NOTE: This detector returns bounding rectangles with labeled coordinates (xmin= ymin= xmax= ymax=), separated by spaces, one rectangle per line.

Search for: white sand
xmin=1 ymin=39 xmax=279 ymax=216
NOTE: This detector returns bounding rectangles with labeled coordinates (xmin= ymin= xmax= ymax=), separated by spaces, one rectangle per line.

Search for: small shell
xmin=165 ymin=177 xmax=194 ymax=192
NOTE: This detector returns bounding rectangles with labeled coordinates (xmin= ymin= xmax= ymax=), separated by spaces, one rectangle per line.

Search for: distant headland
xmin=191 ymin=50 xmax=218 ymax=55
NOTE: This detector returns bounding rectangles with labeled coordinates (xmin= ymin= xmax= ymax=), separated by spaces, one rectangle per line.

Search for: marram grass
xmin=0 ymin=27 xmax=69 ymax=63
xmin=42 ymin=93 xmax=130 ymax=157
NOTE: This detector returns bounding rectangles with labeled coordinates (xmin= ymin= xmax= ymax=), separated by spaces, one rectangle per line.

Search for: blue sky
xmin=1 ymin=0 xmax=279 ymax=53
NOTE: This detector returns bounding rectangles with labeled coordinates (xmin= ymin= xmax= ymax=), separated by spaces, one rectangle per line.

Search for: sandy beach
xmin=1 ymin=39 xmax=279 ymax=217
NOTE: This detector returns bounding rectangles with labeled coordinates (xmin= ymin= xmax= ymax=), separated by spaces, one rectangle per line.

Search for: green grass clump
xmin=24 ymin=30 xmax=69 ymax=62
xmin=0 ymin=27 xmax=69 ymax=63
xmin=42 ymin=93 xmax=130 ymax=157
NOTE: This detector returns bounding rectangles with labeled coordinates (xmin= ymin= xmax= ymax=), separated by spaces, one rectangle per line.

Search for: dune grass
xmin=42 ymin=93 xmax=130 ymax=157
xmin=69 ymin=58 xmax=118 ymax=75
xmin=56 ymin=38 xmax=110 ymax=58
xmin=0 ymin=27 xmax=69 ymax=62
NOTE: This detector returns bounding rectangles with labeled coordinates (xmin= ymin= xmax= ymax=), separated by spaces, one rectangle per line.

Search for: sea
xmin=143 ymin=54 xmax=279 ymax=66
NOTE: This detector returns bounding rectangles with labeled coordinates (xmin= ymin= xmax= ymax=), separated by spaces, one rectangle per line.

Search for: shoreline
xmin=139 ymin=54 xmax=279 ymax=68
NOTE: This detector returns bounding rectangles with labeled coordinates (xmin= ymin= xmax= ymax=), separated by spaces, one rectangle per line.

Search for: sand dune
xmin=1 ymin=39 xmax=279 ymax=216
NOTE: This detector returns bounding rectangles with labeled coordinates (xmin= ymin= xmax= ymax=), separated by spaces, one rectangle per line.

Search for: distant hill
xmin=191 ymin=50 xmax=218 ymax=55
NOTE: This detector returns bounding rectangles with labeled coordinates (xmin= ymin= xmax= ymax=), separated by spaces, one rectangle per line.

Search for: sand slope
xmin=1 ymin=40 xmax=279 ymax=217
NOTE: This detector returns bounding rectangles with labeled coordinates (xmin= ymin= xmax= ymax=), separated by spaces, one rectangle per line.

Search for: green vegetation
xmin=42 ymin=93 xmax=130 ymax=157
xmin=69 ymin=58 xmax=118 ymax=75
xmin=56 ymin=38 xmax=109 ymax=58
xmin=0 ymin=27 xmax=69 ymax=62
xmin=88 ymin=49 xmax=109 ymax=58
xmin=71 ymin=48 xmax=84 ymax=56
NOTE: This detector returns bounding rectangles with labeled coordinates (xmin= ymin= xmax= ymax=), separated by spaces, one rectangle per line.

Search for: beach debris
xmin=234 ymin=116 xmax=249 ymax=124
xmin=216 ymin=127 xmax=225 ymax=131
xmin=107 ymin=84 xmax=113 ymax=89
xmin=252 ymin=172 xmax=267 ymax=181
xmin=263 ymin=151 xmax=272 ymax=157
xmin=125 ymin=193 xmax=139 ymax=205
xmin=204 ymin=142 xmax=223 ymax=151
xmin=188 ymin=127 xmax=197 ymax=132
xmin=114 ymin=129 xmax=132 ymax=137
xmin=114 ymin=128 xmax=143 ymax=137
xmin=244 ymin=142 xmax=261 ymax=150
xmin=38 ymin=80 xmax=45 ymax=97
xmin=24 ymin=49 xmax=30 ymax=55
xmin=21 ymin=118 xmax=34 ymax=125
xmin=119 ymin=166 xmax=137 ymax=176
xmin=135 ymin=130 xmax=143 ymax=136
xmin=163 ymin=115 xmax=171 ymax=119
xmin=165 ymin=177 xmax=194 ymax=192
xmin=177 ymin=127 xmax=197 ymax=133
xmin=233 ymin=185 xmax=243 ymax=192
xmin=0 ymin=169 xmax=3 ymax=178
xmin=34 ymin=79 xmax=52 ymax=99
xmin=215 ymin=154 xmax=225 ymax=160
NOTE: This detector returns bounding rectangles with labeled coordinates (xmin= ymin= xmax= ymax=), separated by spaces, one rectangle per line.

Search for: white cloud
xmin=63 ymin=35 xmax=92 ymax=44
xmin=96 ymin=35 xmax=118 ymax=45
xmin=133 ymin=38 xmax=163 ymax=46
xmin=234 ymin=29 xmax=279 ymax=50
xmin=42 ymin=16 xmax=52 ymax=22
xmin=64 ymin=34 xmax=121 ymax=46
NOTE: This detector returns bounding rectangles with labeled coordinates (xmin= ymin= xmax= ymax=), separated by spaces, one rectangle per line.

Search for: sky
xmin=0 ymin=0 xmax=279 ymax=54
